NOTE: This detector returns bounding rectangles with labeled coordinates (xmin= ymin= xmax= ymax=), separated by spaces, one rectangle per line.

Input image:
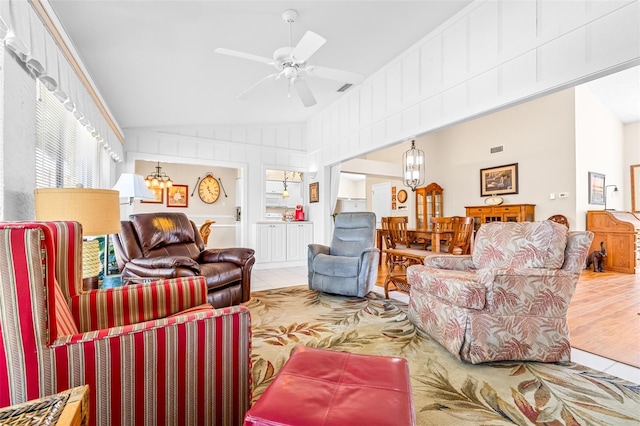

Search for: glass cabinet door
xmin=416 ymin=191 xmax=425 ymax=229
xmin=415 ymin=183 xmax=443 ymax=230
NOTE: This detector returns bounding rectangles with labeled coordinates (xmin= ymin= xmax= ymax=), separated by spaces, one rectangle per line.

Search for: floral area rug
xmin=243 ymin=286 xmax=640 ymax=425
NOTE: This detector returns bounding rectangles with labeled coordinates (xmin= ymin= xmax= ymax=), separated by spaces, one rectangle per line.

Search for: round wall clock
xmin=198 ymin=173 xmax=221 ymax=204
xmin=397 ymin=189 xmax=408 ymax=203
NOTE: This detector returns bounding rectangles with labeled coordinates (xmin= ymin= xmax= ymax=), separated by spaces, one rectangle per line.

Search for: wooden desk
xmin=376 ymin=228 xmax=452 ymax=265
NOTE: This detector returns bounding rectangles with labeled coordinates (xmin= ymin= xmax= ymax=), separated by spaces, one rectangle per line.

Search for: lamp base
xmin=82 ymin=276 xmax=99 ymax=290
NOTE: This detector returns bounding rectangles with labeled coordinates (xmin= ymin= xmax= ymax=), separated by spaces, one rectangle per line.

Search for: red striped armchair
xmin=0 ymin=221 xmax=252 ymax=426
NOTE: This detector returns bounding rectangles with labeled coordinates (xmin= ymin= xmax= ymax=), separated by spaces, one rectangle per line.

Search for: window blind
xmin=35 ymin=82 xmax=103 ymax=188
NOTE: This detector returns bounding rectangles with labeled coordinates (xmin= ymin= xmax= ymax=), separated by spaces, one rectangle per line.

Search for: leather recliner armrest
xmin=129 ymin=256 xmax=201 ymax=273
xmin=200 ymin=248 xmax=255 ymax=266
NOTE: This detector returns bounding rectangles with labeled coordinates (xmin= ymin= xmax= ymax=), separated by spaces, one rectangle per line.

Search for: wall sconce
xmin=604 ymin=184 xmax=619 ymax=210
xmin=403 ymin=140 xmax=425 ymax=191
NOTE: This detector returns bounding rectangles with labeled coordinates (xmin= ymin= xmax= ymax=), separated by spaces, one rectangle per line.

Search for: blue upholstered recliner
xmin=308 ymin=212 xmax=380 ymax=297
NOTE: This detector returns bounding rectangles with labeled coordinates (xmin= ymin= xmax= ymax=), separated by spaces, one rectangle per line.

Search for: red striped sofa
xmin=0 ymin=221 xmax=252 ymax=425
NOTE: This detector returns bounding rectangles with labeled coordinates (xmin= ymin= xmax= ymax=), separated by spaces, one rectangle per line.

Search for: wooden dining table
xmin=375 ymin=228 xmax=453 ymax=265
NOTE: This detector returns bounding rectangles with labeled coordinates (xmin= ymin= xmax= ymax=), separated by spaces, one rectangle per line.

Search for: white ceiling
xmin=49 ymin=1 xmax=639 ymax=132
xmin=49 ymin=1 xmax=472 ymax=129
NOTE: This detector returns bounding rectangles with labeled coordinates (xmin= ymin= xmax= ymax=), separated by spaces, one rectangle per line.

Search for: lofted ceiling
xmin=48 ymin=1 xmax=639 ymax=134
xmin=48 ymin=1 xmax=473 ymax=130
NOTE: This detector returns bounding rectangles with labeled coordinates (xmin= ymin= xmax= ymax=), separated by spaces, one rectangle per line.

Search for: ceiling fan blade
xmin=291 ymin=31 xmax=326 ymax=63
xmin=305 ymin=65 xmax=365 ymax=84
xmin=293 ymin=78 xmax=317 ymax=107
xmin=238 ymin=73 xmax=280 ymax=100
xmin=215 ymin=48 xmax=273 ymax=65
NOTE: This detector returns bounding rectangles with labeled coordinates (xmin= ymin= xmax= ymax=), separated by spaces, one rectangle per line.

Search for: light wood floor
xmin=376 ymin=260 xmax=640 ymax=368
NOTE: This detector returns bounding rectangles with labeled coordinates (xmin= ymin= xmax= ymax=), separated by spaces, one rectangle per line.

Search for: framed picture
xmin=309 ymin=182 xmax=319 ymax=203
xmin=480 ymin=163 xmax=519 ymax=196
xmin=167 ymin=184 xmax=189 ymax=208
xmin=588 ymin=172 xmax=605 ymax=205
xmin=141 ymin=187 xmax=163 ymax=204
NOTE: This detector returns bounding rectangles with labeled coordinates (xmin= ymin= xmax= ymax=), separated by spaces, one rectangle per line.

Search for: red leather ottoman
xmin=244 ymin=346 xmax=415 ymax=426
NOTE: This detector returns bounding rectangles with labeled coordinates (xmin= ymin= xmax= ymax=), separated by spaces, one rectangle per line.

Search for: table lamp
xmin=34 ymin=188 xmax=121 ymax=289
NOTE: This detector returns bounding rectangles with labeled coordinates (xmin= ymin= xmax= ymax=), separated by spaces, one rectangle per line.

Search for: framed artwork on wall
xmin=480 ymin=163 xmax=519 ymax=196
xmin=309 ymin=182 xmax=319 ymax=203
xmin=142 ymin=187 xmax=163 ymax=204
xmin=588 ymin=172 xmax=605 ymax=205
xmin=167 ymin=185 xmax=189 ymax=207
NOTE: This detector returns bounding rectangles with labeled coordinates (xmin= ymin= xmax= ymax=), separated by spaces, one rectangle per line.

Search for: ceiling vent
xmin=490 ymin=145 xmax=504 ymax=153
xmin=337 ymin=83 xmax=353 ymax=93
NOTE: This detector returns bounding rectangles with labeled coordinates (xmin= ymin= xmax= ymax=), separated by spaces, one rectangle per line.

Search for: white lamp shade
xmin=113 ymin=173 xmax=155 ymax=200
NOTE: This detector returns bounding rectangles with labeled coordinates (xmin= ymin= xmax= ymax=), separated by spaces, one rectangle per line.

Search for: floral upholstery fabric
xmin=0 ymin=222 xmax=252 ymax=426
xmin=472 ymin=220 xmax=568 ymax=269
xmin=407 ymin=221 xmax=593 ymax=364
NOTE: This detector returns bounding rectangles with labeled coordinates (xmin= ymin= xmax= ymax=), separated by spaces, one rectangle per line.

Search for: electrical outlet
xmin=559 ymin=192 xmax=569 ymax=198
xmin=549 ymin=193 xmax=556 ymax=200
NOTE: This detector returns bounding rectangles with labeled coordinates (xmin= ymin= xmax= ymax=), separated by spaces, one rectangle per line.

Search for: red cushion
xmin=244 ymin=346 xmax=415 ymax=426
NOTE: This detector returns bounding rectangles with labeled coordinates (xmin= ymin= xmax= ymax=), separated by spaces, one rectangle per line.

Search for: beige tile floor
xmin=251 ymin=266 xmax=640 ymax=385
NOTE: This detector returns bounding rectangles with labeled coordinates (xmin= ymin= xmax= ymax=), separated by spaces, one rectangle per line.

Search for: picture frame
xmin=167 ymin=184 xmax=189 ymax=208
xmin=632 ymin=165 xmax=640 ymax=213
xmin=141 ymin=187 xmax=163 ymax=204
xmin=588 ymin=172 xmax=605 ymax=205
xmin=309 ymin=182 xmax=319 ymax=203
xmin=480 ymin=163 xmax=518 ymax=196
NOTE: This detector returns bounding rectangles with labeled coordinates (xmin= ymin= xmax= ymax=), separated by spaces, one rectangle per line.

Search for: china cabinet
xmin=415 ymin=183 xmax=443 ymax=230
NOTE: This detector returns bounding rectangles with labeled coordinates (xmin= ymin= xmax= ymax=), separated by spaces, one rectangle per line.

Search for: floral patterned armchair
xmin=407 ymin=220 xmax=593 ymax=364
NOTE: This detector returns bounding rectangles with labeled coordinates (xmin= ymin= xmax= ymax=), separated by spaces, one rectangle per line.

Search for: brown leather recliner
xmin=113 ymin=212 xmax=255 ymax=308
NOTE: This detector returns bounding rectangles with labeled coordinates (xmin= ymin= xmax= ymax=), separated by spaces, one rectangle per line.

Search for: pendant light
xmin=403 ymin=140 xmax=425 ymax=191
xmin=144 ymin=162 xmax=173 ymax=188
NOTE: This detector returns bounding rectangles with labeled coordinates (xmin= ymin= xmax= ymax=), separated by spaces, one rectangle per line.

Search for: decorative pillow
xmin=472 ymin=221 xmax=567 ymax=269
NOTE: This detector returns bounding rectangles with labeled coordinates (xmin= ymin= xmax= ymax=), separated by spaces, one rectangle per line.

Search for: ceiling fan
xmin=215 ymin=9 xmax=364 ymax=107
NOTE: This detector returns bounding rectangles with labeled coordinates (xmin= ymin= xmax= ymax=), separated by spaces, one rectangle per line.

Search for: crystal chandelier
xmin=144 ymin=162 xmax=173 ymax=188
xmin=403 ymin=140 xmax=425 ymax=191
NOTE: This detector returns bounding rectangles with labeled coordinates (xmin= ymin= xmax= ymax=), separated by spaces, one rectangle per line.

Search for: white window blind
xmin=35 ymin=82 xmax=103 ymax=188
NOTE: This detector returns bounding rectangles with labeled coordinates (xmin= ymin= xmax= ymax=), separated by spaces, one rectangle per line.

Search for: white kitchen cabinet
xmin=266 ymin=180 xmax=285 ymax=194
xmin=256 ymin=222 xmax=313 ymax=265
xmin=337 ymin=199 xmax=367 ymax=212
xmin=286 ymin=222 xmax=313 ymax=261
xmin=256 ymin=223 xmax=287 ymax=263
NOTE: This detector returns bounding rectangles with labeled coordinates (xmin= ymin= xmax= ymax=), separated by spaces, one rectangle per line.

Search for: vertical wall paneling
xmin=402 ymin=50 xmax=420 ymax=105
xmin=442 ymin=17 xmax=468 ymax=87
xmin=469 ymin=1 xmax=499 ymax=73
xmin=420 ymin=35 xmax=443 ymax=97
xmin=359 ymin=83 xmax=373 ymax=126
xmin=372 ymin=75 xmax=386 ymax=119
xmin=386 ymin=62 xmax=402 ymax=113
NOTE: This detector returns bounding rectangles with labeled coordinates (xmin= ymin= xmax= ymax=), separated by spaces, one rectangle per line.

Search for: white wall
xmin=306 ymin=0 xmax=640 ymax=242
xmin=2 ymin=51 xmax=37 ymax=220
xmin=412 ymin=88 xmax=578 ymax=226
xmin=123 ymin=126 xmax=309 ymax=248
xmin=575 ymin=85 xmax=626 ymax=225
xmin=624 ymin=122 xmax=640 ymax=210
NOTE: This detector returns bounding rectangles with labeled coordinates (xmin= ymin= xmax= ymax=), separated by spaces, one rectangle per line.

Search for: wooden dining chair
xmin=447 ymin=216 xmax=475 ymax=255
xmin=426 ymin=217 xmax=455 ymax=252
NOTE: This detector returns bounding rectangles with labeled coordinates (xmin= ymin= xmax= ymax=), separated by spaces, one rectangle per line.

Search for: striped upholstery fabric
xmin=0 ymin=223 xmax=252 ymax=425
